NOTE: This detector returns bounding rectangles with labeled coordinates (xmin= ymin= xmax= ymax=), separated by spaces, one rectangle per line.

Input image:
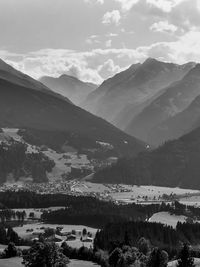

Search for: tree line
xmin=2 ymin=191 xmax=200 ymax=228
xmin=94 ymin=220 xmax=200 ymax=258
xmin=0 ymin=237 xmax=196 ymax=267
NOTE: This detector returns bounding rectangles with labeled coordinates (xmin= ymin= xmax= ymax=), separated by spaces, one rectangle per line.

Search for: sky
xmin=0 ymin=0 xmax=200 ymax=84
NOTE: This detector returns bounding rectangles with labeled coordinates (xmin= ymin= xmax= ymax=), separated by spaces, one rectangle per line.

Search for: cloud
xmin=146 ymin=0 xmax=186 ymax=12
xmin=98 ymin=59 xmax=121 ymax=78
xmin=86 ymin=35 xmax=100 ymax=45
xmin=115 ymin=0 xmax=140 ymax=11
xmin=105 ymin=40 xmax=112 ymax=47
xmin=84 ymin=0 xmax=104 ymax=4
xmin=3 ymin=48 xmax=136 ymax=84
xmin=102 ymin=10 xmax=121 ymax=25
xmin=2 ymin=29 xmax=200 ymax=85
xmin=150 ymin=20 xmax=178 ymax=33
xmin=106 ymin=33 xmax=118 ymax=37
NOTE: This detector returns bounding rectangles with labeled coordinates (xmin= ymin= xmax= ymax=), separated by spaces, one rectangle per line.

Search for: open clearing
xmin=13 ymin=223 xmax=97 ymax=248
xmin=2 ymin=256 xmax=200 ymax=267
xmin=168 ymin=258 xmax=200 ymax=266
xmin=148 ymin=212 xmax=187 ymax=228
xmin=71 ymin=182 xmax=200 ymax=203
xmin=0 ymin=244 xmax=30 ymax=252
xmin=1 ymin=128 xmax=91 ymax=181
xmin=14 ymin=223 xmax=97 ymax=238
xmin=179 ymin=195 xmax=200 ymax=207
xmin=0 ymin=257 xmax=100 ymax=267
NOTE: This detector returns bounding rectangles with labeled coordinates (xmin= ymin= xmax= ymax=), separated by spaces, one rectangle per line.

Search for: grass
xmin=148 ymin=212 xmax=187 ymax=228
xmin=0 ymin=257 xmax=99 ymax=267
xmin=0 ymin=257 xmax=23 ymax=267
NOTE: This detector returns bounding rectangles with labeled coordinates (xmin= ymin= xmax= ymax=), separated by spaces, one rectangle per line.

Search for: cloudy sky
xmin=0 ymin=0 xmax=200 ymax=84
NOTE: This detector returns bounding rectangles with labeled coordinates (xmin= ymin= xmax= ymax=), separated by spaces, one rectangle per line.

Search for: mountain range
xmin=0 ymin=59 xmax=71 ymax=103
xmin=126 ymin=63 xmax=200 ymax=145
xmin=2 ymin=55 xmax=200 ymax=188
xmin=148 ymin=77 xmax=200 ymax=146
xmin=81 ymin=58 xmax=195 ymax=134
xmin=40 ymin=74 xmax=97 ymax=105
xmin=0 ymin=58 xmax=145 ymax=158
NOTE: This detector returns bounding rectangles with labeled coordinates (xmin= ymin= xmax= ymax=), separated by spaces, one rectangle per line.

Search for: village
xmin=1 ymin=180 xmax=200 ymax=206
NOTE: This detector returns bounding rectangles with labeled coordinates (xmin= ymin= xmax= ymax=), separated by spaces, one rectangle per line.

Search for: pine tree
xmin=177 ymin=243 xmax=194 ymax=267
xmin=147 ymin=247 xmax=168 ymax=267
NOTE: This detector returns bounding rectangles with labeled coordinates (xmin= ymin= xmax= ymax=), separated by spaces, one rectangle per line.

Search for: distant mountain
xmin=82 ymin=58 xmax=194 ymax=127
xmin=0 ymin=59 xmax=71 ymax=103
xmin=0 ymin=59 xmax=145 ymax=158
xmin=40 ymin=74 xmax=97 ymax=105
xmin=114 ymin=88 xmax=168 ymax=130
xmin=146 ymin=64 xmax=200 ymax=145
xmin=93 ymin=125 xmax=200 ymax=189
xmin=81 ymin=63 xmax=141 ymax=116
xmin=126 ymin=62 xmax=198 ymax=144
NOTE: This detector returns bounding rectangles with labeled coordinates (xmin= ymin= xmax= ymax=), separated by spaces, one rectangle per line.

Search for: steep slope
xmin=82 ymin=58 xmax=194 ymax=126
xmin=0 ymin=59 xmax=71 ymax=102
xmin=81 ymin=63 xmax=141 ymax=119
xmin=40 ymin=74 xmax=97 ymax=105
xmin=93 ymin=126 xmax=200 ymax=189
xmin=114 ymin=87 xmax=168 ymax=130
xmin=147 ymin=64 xmax=200 ymax=146
xmin=0 ymin=77 xmax=145 ymax=158
xmin=126 ymin=62 xmax=198 ymax=143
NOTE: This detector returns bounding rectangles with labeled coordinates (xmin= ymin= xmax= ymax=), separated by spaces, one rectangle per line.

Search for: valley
xmin=1 ymin=1 xmax=200 ymax=265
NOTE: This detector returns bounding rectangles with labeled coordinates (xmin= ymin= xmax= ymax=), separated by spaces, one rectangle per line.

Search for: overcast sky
xmin=0 ymin=0 xmax=200 ymax=83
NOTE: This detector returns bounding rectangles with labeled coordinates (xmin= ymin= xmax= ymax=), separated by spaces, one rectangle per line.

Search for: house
xmin=82 ymin=237 xmax=93 ymax=242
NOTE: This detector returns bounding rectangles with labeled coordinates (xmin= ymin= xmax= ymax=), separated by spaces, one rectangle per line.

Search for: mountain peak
xmin=143 ymin=57 xmax=160 ymax=65
xmin=0 ymin=58 xmax=17 ymax=73
xmin=59 ymin=74 xmax=77 ymax=79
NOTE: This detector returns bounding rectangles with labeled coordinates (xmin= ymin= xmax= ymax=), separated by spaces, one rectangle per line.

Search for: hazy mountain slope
xmin=93 ymin=126 xmax=200 ymax=189
xmin=82 ymin=58 xmax=195 ymax=127
xmin=126 ymin=63 xmax=199 ymax=143
xmin=40 ymin=74 xmax=97 ymax=105
xmin=147 ymin=64 xmax=200 ymax=145
xmin=0 ymin=59 xmax=71 ymax=103
xmin=81 ymin=63 xmax=141 ymax=117
xmin=0 ymin=77 xmax=145 ymax=157
xmin=114 ymin=87 xmax=168 ymax=130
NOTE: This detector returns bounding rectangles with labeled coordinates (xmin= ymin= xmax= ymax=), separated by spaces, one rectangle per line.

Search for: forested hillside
xmin=93 ymin=126 xmax=200 ymax=189
xmin=0 ymin=141 xmax=54 ymax=184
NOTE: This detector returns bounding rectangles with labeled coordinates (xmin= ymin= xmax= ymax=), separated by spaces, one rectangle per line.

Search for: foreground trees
xmin=146 ymin=248 xmax=168 ymax=267
xmin=22 ymin=242 xmax=69 ymax=267
xmin=177 ymin=243 xmax=195 ymax=267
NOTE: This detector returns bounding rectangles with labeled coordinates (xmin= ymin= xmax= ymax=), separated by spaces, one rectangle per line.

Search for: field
xmin=71 ymin=182 xmax=200 ymax=204
xmin=148 ymin=212 xmax=187 ymax=228
xmin=179 ymin=195 xmax=200 ymax=207
xmin=168 ymin=258 xmax=200 ymax=266
xmin=2 ymin=256 xmax=200 ymax=267
xmin=13 ymin=222 xmax=97 ymax=248
xmin=0 ymin=257 xmax=100 ymax=267
xmin=1 ymin=128 xmax=91 ymax=181
xmin=0 ymin=244 xmax=30 ymax=252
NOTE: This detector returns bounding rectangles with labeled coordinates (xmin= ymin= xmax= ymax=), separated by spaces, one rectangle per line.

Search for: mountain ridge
xmin=0 ymin=59 xmax=146 ymax=158
xmin=93 ymin=125 xmax=200 ymax=189
xmin=40 ymin=74 xmax=97 ymax=105
xmin=125 ymin=62 xmax=200 ymax=144
xmin=82 ymin=58 xmax=195 ymax=127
